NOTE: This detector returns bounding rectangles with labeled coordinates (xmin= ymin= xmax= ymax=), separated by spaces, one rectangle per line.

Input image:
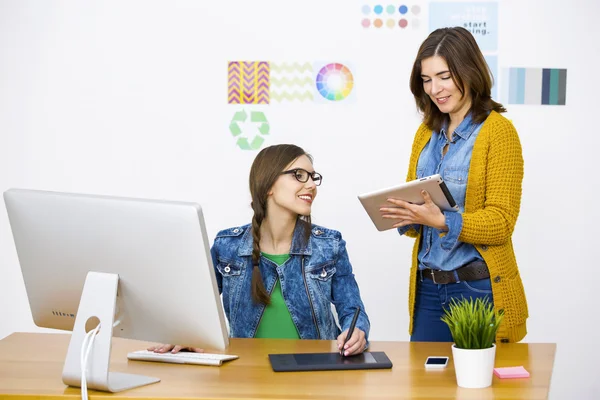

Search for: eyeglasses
xmin=281 ymin=168 xmax=323 ymax=186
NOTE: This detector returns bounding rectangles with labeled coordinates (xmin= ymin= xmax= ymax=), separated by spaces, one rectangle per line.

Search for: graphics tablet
xmin=268 ymin=352 xmax=393 ymax=372
xmin=358 ymin=174 xmax=457 ymax=231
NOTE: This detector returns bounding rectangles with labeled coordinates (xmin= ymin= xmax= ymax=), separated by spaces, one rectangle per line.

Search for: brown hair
xmin=409 ymin=26 xmax=506 ymax=132
xmin=248 ymin=144 xmax=313 ymax=304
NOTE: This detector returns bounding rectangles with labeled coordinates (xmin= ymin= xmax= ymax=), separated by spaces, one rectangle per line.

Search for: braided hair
xmin=248 ymin=144 xmax=312 ymax=304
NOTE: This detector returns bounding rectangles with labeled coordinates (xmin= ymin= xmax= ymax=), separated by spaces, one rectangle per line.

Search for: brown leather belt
xmin=422 ymin=261 xmax=489 ymax=284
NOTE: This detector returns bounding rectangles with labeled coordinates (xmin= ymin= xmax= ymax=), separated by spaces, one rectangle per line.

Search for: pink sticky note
xmin=493 ymin=366 xmax=530 ymax=379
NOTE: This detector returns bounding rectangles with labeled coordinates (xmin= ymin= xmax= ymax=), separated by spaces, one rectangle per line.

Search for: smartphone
xmin=424 ymin=356 xmax=449 ymax=369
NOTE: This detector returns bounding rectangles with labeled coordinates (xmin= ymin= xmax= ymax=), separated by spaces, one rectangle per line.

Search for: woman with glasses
xmin=151 ymin=144 xmax=370 ymax=355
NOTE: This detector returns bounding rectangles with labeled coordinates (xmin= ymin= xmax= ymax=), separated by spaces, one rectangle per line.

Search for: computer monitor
xmin=3 ymin=188 xmax=229 ymax=392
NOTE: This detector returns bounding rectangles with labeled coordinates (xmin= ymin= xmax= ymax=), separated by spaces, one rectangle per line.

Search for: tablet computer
xmin=357 ymin=174 xmax=457 ymax=231
xmin=268 ymin=351 xmax=393 ymax=372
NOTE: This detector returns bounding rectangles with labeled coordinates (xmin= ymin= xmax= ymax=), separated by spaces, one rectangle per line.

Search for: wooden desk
xmin=0 ymin=332 xmax=555 ymax=399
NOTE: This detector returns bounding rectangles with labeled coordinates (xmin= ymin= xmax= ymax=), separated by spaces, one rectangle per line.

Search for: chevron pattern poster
xmin=227 ymin=61 xmax=270 ymax=104
xmin=501 ymin=68 xmax=567 ymax=105
xmin=270 ymin=62 xmax=314 ymax=102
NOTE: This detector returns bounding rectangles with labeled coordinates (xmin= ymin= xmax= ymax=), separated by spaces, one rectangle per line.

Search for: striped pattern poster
xmin=227 ymin=61 xmax=270 ymax=104
xmin=502 ymin=68 xmax=567 ymax=105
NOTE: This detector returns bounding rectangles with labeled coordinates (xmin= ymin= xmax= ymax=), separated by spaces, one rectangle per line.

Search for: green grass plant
xmin=440 ymin=297 xmax=504 ymax=349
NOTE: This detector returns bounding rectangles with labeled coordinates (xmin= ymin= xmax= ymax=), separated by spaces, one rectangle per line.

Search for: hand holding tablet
xmin=358 ymin=174 xmax=458 ymax=231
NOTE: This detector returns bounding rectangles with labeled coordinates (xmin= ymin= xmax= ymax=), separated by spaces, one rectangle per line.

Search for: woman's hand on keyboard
xmin=147 ymin=344 xmax=204 ymax=354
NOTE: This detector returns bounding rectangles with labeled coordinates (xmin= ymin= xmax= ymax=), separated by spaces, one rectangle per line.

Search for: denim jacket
xmin=210 ymin=221 xmax=370 ymax=341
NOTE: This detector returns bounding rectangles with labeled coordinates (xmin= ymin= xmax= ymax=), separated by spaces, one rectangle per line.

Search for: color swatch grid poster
xmin=360 ymin=4 xmax=423 ymax=30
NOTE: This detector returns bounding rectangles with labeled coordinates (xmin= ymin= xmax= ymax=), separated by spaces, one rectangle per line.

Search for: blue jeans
xmin=410 ymin=271 xmax=494 ymax=342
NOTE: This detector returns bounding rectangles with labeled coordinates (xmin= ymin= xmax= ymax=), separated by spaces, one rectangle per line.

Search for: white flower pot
xmin=451 ymin=343 xmax=496 ymax=389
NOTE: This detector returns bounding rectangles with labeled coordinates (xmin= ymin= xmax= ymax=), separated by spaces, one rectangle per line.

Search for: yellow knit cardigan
xmin=404 ymin=111 xmax=528 ymax=343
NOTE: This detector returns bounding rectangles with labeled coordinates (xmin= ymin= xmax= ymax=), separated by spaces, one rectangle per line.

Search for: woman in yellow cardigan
xmin=380 ymin=27 xmax=528 ymax=343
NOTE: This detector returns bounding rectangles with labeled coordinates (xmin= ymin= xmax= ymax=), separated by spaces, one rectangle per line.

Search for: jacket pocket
xmin=309 ymin=262 xmax=336 ymax=282
xmin=505 ymin=273 xmax=528 ymax=326
xmin=215 ymin=258 xmax=244 ymax=315
xmin=216 ymin=260 xmax=242 ymax=277
xmin=443 ymin=167 xmax=469 ymax=185
xmin=307 ymin=262 xmax=336 ymax=299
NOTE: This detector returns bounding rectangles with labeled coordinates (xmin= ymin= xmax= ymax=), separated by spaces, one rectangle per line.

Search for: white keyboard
xmin=127 ymin=350 xmax=239 ymax=366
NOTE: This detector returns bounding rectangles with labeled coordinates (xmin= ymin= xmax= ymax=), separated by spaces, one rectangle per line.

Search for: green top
xmin=254 ymin=253 xmax=300 ymax=339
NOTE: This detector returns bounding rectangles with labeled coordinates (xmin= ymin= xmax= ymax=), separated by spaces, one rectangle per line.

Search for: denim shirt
xmin=210 ymin=221 xmax=370 ymax=341
xmin=399 ymin=113 xmax=484 ymax=271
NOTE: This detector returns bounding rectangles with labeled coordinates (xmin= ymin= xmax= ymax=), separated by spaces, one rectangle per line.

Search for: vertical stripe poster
xmin=502 ymin=68 xmax=567 ymax=105
xmin=228 ymin=61 xmax=270 ymax=104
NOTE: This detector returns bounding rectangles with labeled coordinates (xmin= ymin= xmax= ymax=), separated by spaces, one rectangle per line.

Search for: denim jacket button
xmin=233 ymin=228 xmax=240 ymax=233
xmin=314 ymin=229 xmax=322 ymax=235
xmin=224 ymin=265 xmax=231 ymax=273
xmin=320 ymin=269 xmax=327 ymax=278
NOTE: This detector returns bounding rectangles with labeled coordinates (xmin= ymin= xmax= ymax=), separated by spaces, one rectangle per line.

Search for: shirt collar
xmin=439 ymin=112 xmax=479 ymax=141
xmin=237 ymin=219 xmax=312 ymax=257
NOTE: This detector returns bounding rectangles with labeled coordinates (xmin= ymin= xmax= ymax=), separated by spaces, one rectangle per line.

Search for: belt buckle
xmin=430 ymin=270 xmax=438 ymax=284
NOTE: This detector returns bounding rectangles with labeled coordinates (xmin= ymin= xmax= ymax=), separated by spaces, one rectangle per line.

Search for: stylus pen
xmin=341 ymin=307 xmax=361 ymax=356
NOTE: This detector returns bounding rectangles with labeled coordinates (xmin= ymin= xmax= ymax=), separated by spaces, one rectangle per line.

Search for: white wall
xmin=0 ymin=0 xmax=597 ymax=398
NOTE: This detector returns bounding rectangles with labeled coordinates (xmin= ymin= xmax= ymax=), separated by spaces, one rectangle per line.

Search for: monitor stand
xmin=62 ymin=271 xmax=160 ymax=392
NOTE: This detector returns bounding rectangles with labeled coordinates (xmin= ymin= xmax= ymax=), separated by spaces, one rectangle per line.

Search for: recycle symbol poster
xmin=228 ymin=110 xmax=270 ymax=151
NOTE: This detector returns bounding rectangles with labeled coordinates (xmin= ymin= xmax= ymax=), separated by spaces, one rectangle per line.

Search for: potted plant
xmin=441 ymin=297 xmax=504 ymax=389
